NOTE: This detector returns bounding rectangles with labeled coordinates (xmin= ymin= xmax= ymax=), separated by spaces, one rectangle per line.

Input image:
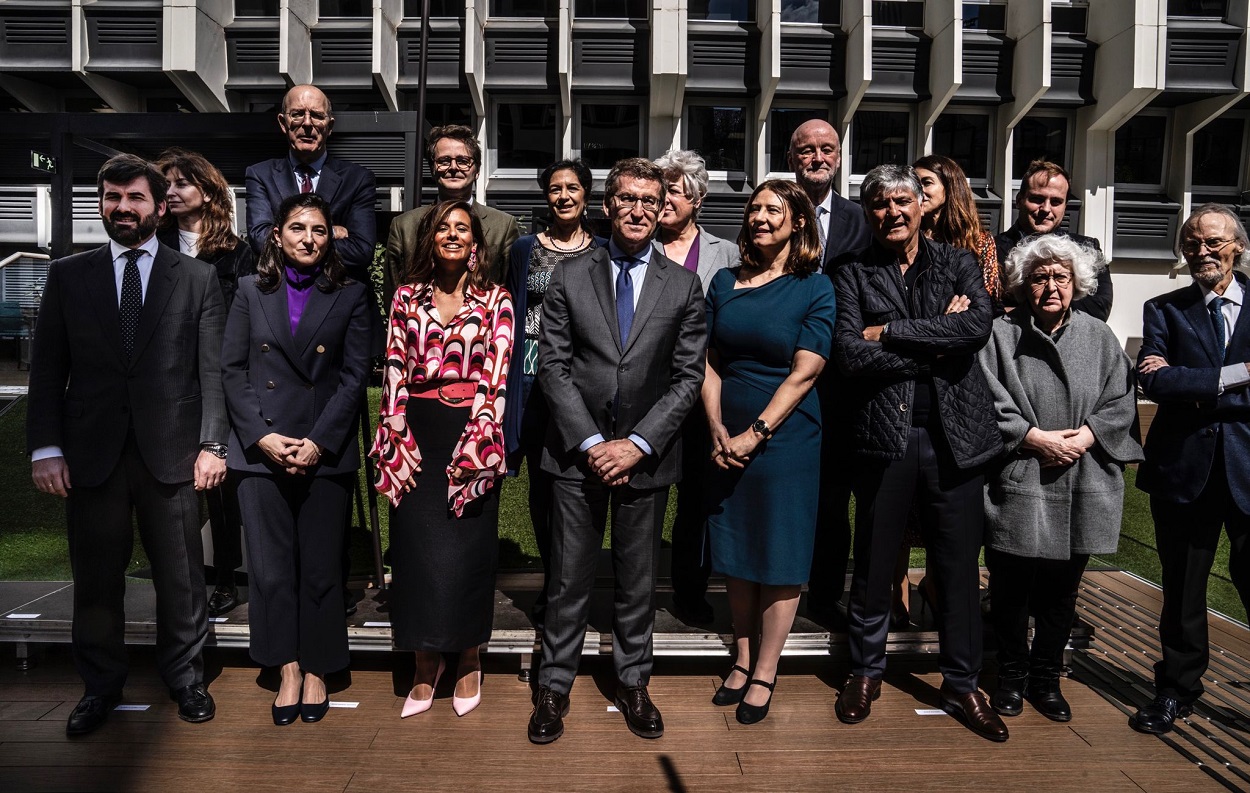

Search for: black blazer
xmin=823 ymin=191 xmax=872 ymax=271
xmin=244 ymin=155 xmax=378 ymax=276
xmin=995 ymin=226 xmax=1112 ymax=321
xmin=157 ymin=228 xmax=256 ymax=310
xmin=27 ymin=242 xmax=228 ymax=486
xmin=1136 ymin=273 xmax=1250 ymax=512
xmin=221 ymin=274 xmax=372 ymax=476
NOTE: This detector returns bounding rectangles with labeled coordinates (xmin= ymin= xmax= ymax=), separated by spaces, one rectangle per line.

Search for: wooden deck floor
xmin=0 ymin=570 xmax=1243 ymax=792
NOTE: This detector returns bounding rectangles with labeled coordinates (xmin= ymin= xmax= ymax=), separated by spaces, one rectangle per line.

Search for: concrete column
xmin=163 ymin=0 xmax=232 ymax=113
xmin=648 ymin=0 xmax=686 ymax=156
xmin=753 ymin=0 xmax=781 ymax=184
xmin=373 ymin=0 xmax=402 ymax=111
xmin=919 ymin=0 xmax=961 ymax=154
xmin=464 ymin=0 xmax=488 ymax=200
xmin=72 ymin=0 xmax=141 ymax=112
xmin=559 ymin=0 xmax=573 ymax=155
xmin=281 ymin=0 xmax=317 ymax=87
xmin=993 ymin=0 xmax=1049 ymax=231
xmin=838 ymin=0 xmax=872 ymax=195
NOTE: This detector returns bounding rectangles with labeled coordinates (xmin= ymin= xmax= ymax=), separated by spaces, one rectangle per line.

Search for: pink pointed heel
xmin=401 ymin=657 xmax=445 ymax=718
xmin=452 ymin=670 xmax=483 ymax=717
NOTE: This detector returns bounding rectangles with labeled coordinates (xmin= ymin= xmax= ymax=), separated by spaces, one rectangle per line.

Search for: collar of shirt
xmin=109 ymin=235 xmax=160 ymax=303
xmin=284 ymin=264 xmax=322 ymax=290
xmin=817 ymin=190 xmax=834 ymax=215
xmin=289 ymin=150 xmax=329 ymax=178
xmin=1203 ymin=276 xmax=1244 ymax=308
xmin=110 ymin=235 xmax=160 ymax=265
xmin=608 ymin=239 xmax=653 ymax=267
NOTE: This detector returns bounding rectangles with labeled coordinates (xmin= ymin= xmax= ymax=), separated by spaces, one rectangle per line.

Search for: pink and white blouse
xmin=370 ymin=281 xmax=514 ymax=516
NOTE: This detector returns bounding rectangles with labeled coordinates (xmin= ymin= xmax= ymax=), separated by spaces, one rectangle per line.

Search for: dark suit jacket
xmin=995 ymin=225 xmax=1112 ymax=321
xmin=244 ymin=155 xmax=378 ymax=276
xmin=383 ymin=200 xmax=520 ymax=310
xmin=27 ymin=242 xmax=228 ymax=487
xmin=537 ymin=245 xmax=706 ymax=489
xmin=1136 ymin=273 xmax=1250 ymax=512
xmin=823 ymin=191 xmax=872 ymax=271
xmin=221 ymin=275 xmax=371 ymax=476
xmin=157 ymin=228 xmax=255 ymax=311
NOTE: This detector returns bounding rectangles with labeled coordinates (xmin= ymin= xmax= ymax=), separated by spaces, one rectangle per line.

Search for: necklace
xmin=546 ymin=228 xmax=589 ymax=252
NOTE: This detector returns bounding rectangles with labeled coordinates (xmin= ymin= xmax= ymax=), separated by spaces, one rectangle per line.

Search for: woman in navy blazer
xmin=221 ymin=193 xmax=371 ymax=726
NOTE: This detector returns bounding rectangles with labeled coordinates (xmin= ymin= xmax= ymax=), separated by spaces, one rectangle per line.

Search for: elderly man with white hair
xmin=978 ymin=234 xmax=1142 ymax=724
xmin=1132 ymin=203 xmax=1250 ymax=735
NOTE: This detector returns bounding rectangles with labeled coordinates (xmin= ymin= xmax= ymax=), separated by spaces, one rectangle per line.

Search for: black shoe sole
xmin=614 ymin=698 xmax=663 ymax=739
xmin=939 ymin=699 xmax=1009 ymax=743
xmin=177 ymin=709 xmax=215 ymax=724
xmin=528 ymin=725 xmax=564 ymax=744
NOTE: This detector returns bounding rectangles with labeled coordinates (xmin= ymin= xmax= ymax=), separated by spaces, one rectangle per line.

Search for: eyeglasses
xmin=1028 ymin=272 xmax=1073 ymax=288
xmin=612 ymin=193 xmax=662 ymax=212
xmin=1180 ymin=237 xmax=1237 ymax=255
xmin=284 ymin=110 xmax=329 ymax=125
xmin=434 ymin=156 xmax=476 ymax=171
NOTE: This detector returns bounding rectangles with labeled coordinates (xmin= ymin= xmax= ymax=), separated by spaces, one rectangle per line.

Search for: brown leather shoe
xmin=835 ymin=675 xmax=882 ymax=724
xmin=940 ymin=685 xmax=1009 ymax=742
xmin=615 ymin=684 xmax=663 ymax=739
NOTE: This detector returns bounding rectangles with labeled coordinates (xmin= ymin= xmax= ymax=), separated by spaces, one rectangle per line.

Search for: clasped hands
xmin=709 ymin=423 xmax=761 ymax=471
xmin=587 ymin=439 xmax=644 ymax=486
xmin=1021 ymin=426 xmax=1095 ymax=468
xmin=258 ymin=433 xmax=323 ymax=475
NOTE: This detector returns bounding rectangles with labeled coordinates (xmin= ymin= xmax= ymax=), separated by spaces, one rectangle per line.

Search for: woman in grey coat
xmin=978 ymin=234 xmax=1143 ymax=722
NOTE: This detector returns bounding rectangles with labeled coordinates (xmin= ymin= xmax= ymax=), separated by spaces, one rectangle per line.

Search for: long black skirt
xmin=388 ymin=398 xmax=500 ymax=652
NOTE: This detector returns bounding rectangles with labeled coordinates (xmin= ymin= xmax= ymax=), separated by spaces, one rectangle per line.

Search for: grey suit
xmin=536 ymin=245 xmax=706 ymax=693
xmin=651 ymin=226 xmax=740 ymax=294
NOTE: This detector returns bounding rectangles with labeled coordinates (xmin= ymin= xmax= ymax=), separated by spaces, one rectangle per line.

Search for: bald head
xmin=278 ymin=84 xmax=334 ymax=164
xmin=788 ymin=119 xmax=841 ymax=205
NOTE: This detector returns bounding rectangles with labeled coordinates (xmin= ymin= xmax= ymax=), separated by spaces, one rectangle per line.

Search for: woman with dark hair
xmin=913 ymin=154 xmax=1000 ymax=301
xmin=702 ymin=179 xmax=836 ymax=724
xmin=221 ymin=192 xmax=371 ymax=725
xmin=156 ymin=148 xmax=256 ymax=617
xmin=503 ymin=159 xmax=603 ymax=634
xmin=372 ymin=200 xmax=514 ymax=719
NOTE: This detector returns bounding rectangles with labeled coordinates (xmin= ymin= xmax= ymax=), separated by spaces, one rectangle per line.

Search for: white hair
xmin=653 ymin=149 xmax=709 ymax=209
xmin=1003 ymin=234 xmax=1104 ymax=304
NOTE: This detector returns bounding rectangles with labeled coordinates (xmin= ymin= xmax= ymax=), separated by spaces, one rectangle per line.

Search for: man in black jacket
xmin=832 ymin=164 xmax=1007 ymax=743
xmin=995 ymin=160 xmax=1112 ymax=320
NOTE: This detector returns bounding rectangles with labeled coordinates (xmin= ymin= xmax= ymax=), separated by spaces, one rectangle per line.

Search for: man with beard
xmin=1131 ymin=204 xmax=1250 ymax=734
xmin=787 ymin=119 xmax=870 ymax=624
xmin=27 ymin=154 xmax=228 ymax=736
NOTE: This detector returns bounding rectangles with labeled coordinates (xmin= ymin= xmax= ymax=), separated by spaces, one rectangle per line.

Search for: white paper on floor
xmin=363 ymin=621 xmax=391 ymax=627
xmin=606 ymin=705 xmax=620 ymax=713
xmin=6 ymin=613 xmax=40 ymax=619
xmin=328 ymin=702 xmax=359 ymax=708
xmin=914 ymin=708 xmax=946 ymax=716
xmin=114 ymin=704 xmax=151 ymax=711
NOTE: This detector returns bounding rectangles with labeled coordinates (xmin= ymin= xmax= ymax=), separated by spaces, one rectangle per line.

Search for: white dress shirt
xmin=1206 ymin=278 xmax=1250 ymax=394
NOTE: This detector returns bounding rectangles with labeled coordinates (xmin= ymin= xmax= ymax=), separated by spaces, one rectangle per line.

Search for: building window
xmin=851 ymin=110 xmax=910 ymax=174
xmin=404 ymin=0 xmax=466 ymax=17
xmin=963 ymin=1 xmax=1006 ymax=32
xmin=780 ymin=0 xmax=838 ymax=24
xmin=687 ymin=105 xmax=748 ymax=173
xmin=1167 ymin=0 xmax=1227 ymax=18
xmin=1114 ymin=115 xmax=1168 ymax=188
xmin=575 ymin=0 xmax=646 ymax=17
xmin=490 ymin=0 xmax=557 ymax=17
xmin=320 ymin=0 xmax=371 ymax=15
xmin=932 ymin=113 xmax=990 ymax=181
xmin=688 ymin=0 xmax=755 ymax=22
xmin=872 ymin=1 xmax=923 ymax=28
xmin=768 ymin=108 xmax=830 ymax=173
xmin=235 ymin=0 xmax=279 ymax=15
xmin=1192 ymin=117 xmax=1244 ymax=190
xmin=496 ymin=103 xmax=559 ymax=170
xmin=1013 ymin=117 xmax=1069 ymax=176
xmin=422 ymin=102 xmax=474 ymax=129
xmin=579 ymin=104 xmax=642 ymax=170
xmin=1052 ymin=3 xmax=1088 ymax=36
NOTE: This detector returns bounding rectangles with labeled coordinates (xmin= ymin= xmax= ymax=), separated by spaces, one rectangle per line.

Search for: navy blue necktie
xmin=1210 ymin=296 xmax=1228 ymax=358
xmin=616 ymin=256 xmax=639 ymax=344
xmin=120 ymin=249 xmax=144 ymax=361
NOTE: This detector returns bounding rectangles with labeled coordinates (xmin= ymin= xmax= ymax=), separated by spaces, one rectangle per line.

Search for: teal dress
xmin=705 ymin=267 xmax=837 ymax=585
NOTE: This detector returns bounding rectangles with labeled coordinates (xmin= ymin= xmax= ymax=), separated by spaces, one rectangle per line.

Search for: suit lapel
xmin=85 ymin=245 xmax=126 ymax=367
xmin=129 ymin=245 xmax=178 ymax=368
xmin=590 ymin=248 xmax=624 ymax=351
xmin=695 ymin=230 xmax=719 ymax=286
xmin=1227 ymin=276 xmax=1250 ymax=355
xmin=273 ymin=158 xmax=298 ymax=198
xmin=623 ymin=252 xmax=670 ymax=356
xmin=1183 ymin=285 xmax=1224 ymax=366
xmin=293 ymin=283 xmax=341 ymax=356
xmin=257 ymin=278 xmax=311 ymax=379
xmin=315 ymin=158 xmax=343 ymax=207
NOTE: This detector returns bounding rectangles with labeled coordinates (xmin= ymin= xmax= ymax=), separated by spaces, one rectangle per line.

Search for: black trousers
xmin=671 ymin=402 xmax=712 ymax=604
xmin=808 ymin=428 xmax=854 ymax=615
xmin=205 ymin=471 xmax=243 ymax=578
xmin=538 ymin=477 xmax=668 ymax=695
xmin=848 ymin=426 xmax=985 ymax=693
xmin=66 ymin=434 xmax=207 ymax=697
xmin=236 ymin=472 xmax=352 ymax=675
xmin=519 ymin=374 xmax=556 ymax=632
xmin=1151 ymin=452 xmax=1250 ymax=703
xmin=986 ymin=548 xmax=1089 ymax=675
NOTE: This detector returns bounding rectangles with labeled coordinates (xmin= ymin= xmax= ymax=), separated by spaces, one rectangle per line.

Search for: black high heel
xmin=735 ymin=678 xmax=776 ymax=725
xmin=712 ymin=664 xmax=751 ymax=706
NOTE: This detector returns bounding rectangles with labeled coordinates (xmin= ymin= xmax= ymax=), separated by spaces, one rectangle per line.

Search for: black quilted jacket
xmin=832 ymin=236 xmax=1002 ymax=468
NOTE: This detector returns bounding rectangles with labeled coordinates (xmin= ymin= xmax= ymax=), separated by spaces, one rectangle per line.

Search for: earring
xmin=467 ymin=246 xmax=478 ymax=272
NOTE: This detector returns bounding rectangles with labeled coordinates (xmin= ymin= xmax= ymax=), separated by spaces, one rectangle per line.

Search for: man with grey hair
xmin=1131 ymin=203 xmax=1250 ymax=734
xmin=832 ymin=164 xmax=1006 ymax=742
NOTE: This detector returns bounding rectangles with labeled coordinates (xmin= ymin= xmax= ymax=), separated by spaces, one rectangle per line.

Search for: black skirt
xmin=388 ymin=398 xmax=500 ymax=652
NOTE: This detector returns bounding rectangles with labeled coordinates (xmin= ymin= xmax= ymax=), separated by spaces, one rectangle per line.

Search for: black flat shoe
xmin=301 ymin=696 xmax=330 ymax=723
xmin=712 ymin=664 xmax=751 ymax=706
xmin=735 ymin=678 xmax=776 ymax=725
xmin=66 ymin=695 xmax=120 ymax=737
xmin=272 ymin=699 xmax=301 ymax=726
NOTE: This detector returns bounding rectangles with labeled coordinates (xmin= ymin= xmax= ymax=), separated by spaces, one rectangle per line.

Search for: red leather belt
xmin=409 ymin=380 xmax=477 ymax=405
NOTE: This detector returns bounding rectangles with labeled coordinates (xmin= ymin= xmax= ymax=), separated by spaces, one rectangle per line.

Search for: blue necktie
xmin=616 ymin=256 xmax=638 ymax=345
xmin=1210 ymin=296 xmax=1228 ymax=357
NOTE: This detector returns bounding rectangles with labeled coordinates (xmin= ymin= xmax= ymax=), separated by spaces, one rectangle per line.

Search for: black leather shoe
xmin=735 ymin=678 xmax=776 ymax=725
xmin=272 ymin=699 xmax=300 ymax=726
xmin=991 ymin=668 xmax=1028 ymax=717
xmin=712 ymin=664 xmax=751 ymax=706
xmin=208 ymin=584 xmax=239 ymax=617
xmin=1129 ymin=695 xmax=1192 ymax=735
xmin=171 ymin=683 xmax=216 ymax=723
xmin=66 ymin=695 xmax=119 ymax=737
xmin=528 ymin=686 xmax=569 ymax=744
xmin=940 ymin=685 xmax=1009 ymax=743
xmin=672 ymin=595 xmax=714 ymax=626
xmin=300 ymin=696 xmax=330 ymax=723
xmin=1027 ymin=678 xmax=1072 ymax=722
xmin=615 ymin=684 xmax=664 ymax=739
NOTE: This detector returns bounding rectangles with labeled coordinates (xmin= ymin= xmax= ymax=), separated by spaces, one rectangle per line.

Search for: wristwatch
xmin=202 ymin=443 xmax=228 ymax=459
xmin=751 ymin=418 xmax=773 ymax=439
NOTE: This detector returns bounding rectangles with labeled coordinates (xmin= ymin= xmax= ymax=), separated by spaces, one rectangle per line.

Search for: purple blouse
xmin=284 ymin=264 xmax=320 ymax=336
xmin=683 ymin=234 xmax=700 ymax=273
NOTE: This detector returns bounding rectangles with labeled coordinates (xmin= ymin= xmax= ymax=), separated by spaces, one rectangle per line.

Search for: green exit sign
xmin=31 ymin=151 xmax=56 ymax=174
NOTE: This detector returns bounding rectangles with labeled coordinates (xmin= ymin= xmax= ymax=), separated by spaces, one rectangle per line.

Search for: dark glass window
xmin=490 ymin=0 xmax=556 ymax=16
xmin=872 ymin=1 xmax=923 ymax=28
xmin=575 ymin=0 xmax=646 ymax=17
xmin=688 ymin=0 xmax=755 ymax=22
xmin=769 ymin=108 xmax=830 ymax=172
xmin=687 ymin=106 xmax=748 ymax=172
xmin=404 ymin=0 xmax=467 ymax=17
xmin=1168 ymin=0 xmax=1227 ymax=18
xmin=235 ymin=0 xmax=279 ymax=15
xmin=1114 ymin=116 xmax=1168 ymax=186
xmin=1013 ymin=117 xmax=1068 ymax=176
xmin=932 ymin=113 xmax=990 ymax=180
xmin=497 ymin=103 xmax=558 ymax=169
xmin=851 ymin=110 xmax=909 ymax=173
xmin=319 ymin=0 xmax=371 ymax=16
xmin=781 ymin=0 xmax=838 ymax=24
xmin=1192 ymin=117 xmax=1244 ymax=188
xmin=963 ymin=3 xmax=1006 ymax=31
xmin=580 ymin=105 xmax=641 ymax=169
xmin=1052 ymin=6 xmax=1087 ymax=35
xmin=423 ymin=103 xmax=474 ymax=128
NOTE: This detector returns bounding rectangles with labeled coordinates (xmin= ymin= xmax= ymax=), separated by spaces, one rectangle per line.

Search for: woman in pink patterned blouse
xmin=370 ymin=200 xmax=514 ymax=719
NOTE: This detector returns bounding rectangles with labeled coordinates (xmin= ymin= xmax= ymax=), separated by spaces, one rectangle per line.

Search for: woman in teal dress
xmin=703 ymin=179 xmax=836 ymax=725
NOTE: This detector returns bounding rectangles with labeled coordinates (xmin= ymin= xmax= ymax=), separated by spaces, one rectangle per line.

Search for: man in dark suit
xmin=28 ymin=154 xmax=229 ymax=736
xmin=995 ymin=159 xmax=1112 ymax=320
xmin=244 ymin=84 xmax=378 ymax=282
xmin=1131 ymin=203 xmax=1250 ymax=734
xmin=788 ymin=119 xmax=871 ymax=624
xmin=527 ymin=158 xmax=706 ymax=745
xmin=383 ymin=124 xmax=519 ymax=306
